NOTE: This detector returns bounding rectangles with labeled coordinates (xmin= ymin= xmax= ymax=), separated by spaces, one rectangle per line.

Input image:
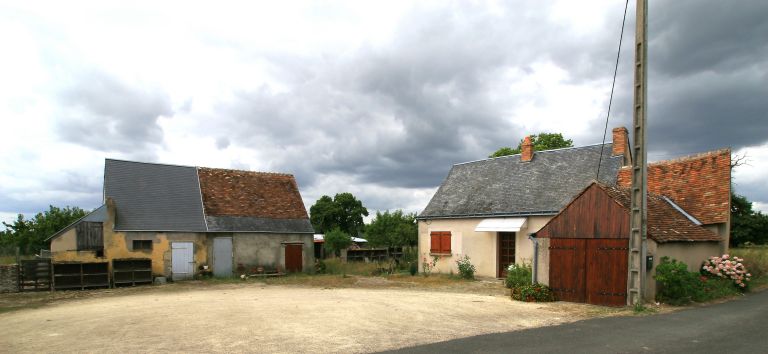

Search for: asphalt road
xmin=387 ymin=290 xmax=768 ymax=354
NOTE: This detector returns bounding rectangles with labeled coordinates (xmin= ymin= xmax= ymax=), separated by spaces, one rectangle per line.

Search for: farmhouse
xmin=47 ymin=159 xmax=315 ymax=284
xmin=535 ymin=182 xmax=721 ymax=306
xmin=417 ymin=127 xmax=731 ymax=283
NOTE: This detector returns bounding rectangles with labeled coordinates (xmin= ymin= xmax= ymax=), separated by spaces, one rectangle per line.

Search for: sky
xmin=1 ymin=0 xmax=767 ymax=225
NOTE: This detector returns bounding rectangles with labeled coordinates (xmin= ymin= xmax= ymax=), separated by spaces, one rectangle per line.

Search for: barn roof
xmin=104 ymin=159 xmax=313 ymax=233
xmin=419 ymin=143 xmax=623 ymax=218
xmin=617 ymin=149 xmax=730 ymax=225
xmin=599 ymin=183 xmax=720 ymax=243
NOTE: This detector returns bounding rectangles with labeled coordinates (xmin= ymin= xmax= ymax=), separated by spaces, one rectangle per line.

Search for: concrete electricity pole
xmin=627 ymin=0 xmax=648 ymax=306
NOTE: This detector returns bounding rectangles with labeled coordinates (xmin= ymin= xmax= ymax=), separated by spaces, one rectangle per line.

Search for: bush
xmin=409 ymin=262 xmax=418 ymax=276
xmin=701 ymin=254 xmax=752 ymax=290
xmin=731 ymin=247 xmax=768 ymax=281
xmin=655 ymin=256 xmax=701 ymax=305
xmin=315 ymin=259 xmax=327 ymax=274
xmin=455 ymin=255 xmax=476 ymax=280
xmin=512 ymin=283 xmax=556 ymax=302
xmin=505 ymin=263 xmax=532 ymax=289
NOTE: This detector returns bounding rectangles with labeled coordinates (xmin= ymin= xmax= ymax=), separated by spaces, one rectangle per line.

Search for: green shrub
xmin=315 ymin=259 xmax=327 ymax=274
xmin=731 ymin=247 xmax=768 ymax=280
xmin=455 ymin=255 xmax=476 ymax=280
xmin=654 ymin=256 xmax=701 ymax=305
xmin=409 ymin=262 xmax=418 ymax=276
xmin=696 ymin=276 xmax=739 ymax=302
xmin=505 ymin=263 xmax=532 ymax=289
xmin=512 ymin=283 xmax=556 ymax=302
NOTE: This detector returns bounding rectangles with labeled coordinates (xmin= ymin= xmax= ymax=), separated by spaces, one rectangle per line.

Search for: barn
xmin=534 ymin=182 xmax=721 ymax=306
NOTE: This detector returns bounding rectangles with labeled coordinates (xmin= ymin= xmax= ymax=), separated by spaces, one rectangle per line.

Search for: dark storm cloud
xmin=55 ymin=70 xmax=172 ymax=160
xmin=218 ymin=1 xmax=630 ymax=189
xmin=591 ymin=0 xmax=768 ymax=157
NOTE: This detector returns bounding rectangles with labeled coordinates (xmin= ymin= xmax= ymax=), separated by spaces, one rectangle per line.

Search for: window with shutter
xmin=429 ymin=231 xmax=451 ymax=254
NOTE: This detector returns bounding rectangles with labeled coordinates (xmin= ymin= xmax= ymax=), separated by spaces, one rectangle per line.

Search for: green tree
xmin=489 ymin=133 xmax=574 ymax=158
xmin=0 ymin=205 xmax=87 ymax=254
xmin=324 ymin=228 xmax=352 ymax=256
xmin=730 ymin=193 xmax=768 ymax=246
xmin=309 ymin=193 xmax=369 ymax=235
xmin=365 ymin=210 xmax=417 ymax=249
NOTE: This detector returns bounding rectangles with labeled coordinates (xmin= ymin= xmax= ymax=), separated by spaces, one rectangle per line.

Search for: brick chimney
xmin=521 ymin=136 xmax=533 ymax=162
xmin=612 ymin=127 xmax=631 ymax=165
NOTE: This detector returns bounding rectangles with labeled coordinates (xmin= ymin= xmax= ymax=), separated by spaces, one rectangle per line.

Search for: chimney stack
xmin=521 ymin=136 xmax=533 ymax=162
xmin=612 ymin=127 xmax=631 ymax=165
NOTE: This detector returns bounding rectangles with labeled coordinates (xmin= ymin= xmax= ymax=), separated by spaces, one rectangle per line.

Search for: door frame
xmin=212 ymin=236 xmax=234 ymax=277
xmin=497 ymin=232 xmax=516 ymax=278
xmin=171 ymin=241 xmax=195 ymax=281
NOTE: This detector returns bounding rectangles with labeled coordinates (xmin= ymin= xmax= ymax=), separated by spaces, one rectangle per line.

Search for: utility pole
xmin=627 ymin=0 xmax=648 ymax=306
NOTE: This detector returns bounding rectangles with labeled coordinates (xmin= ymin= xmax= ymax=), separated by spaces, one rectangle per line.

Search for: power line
xmin=596 ymin=0 xmax=630 ymax=181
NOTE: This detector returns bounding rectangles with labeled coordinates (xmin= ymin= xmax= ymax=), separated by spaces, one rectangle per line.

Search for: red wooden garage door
xmin=285 ymin=244 xmax=303 ymax=273
xmin=549 ymin=238 xmax=628 ymax=306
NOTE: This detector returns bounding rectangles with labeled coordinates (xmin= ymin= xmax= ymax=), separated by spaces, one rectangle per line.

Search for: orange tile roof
xmin=601 ymin=183 xmax=721 ymax=243
xmin=197 ymin=167 xmax=309 ymax=220
xmin=617 ymin=149 xmax=730 ymax=225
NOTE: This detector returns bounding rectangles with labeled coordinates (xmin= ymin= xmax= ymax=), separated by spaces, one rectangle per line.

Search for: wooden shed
xmin=535 ymin=182 xmax=721 ymax=306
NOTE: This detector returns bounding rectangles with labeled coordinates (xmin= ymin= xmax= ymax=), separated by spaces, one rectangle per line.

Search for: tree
xmin=309 ymin=193 xmax=369 ymax=235
xmin=323 ymin=228 xmax=352 ymax=256
xmin=489 ymin=133 xmax=574 ymax=158
xmin=730 ymin=193 xmax=768 ymax=246
xmin=0 ymin=205 xmax=87 ymax=254
xmin=365 ymin=210 xmax=417 ymax=249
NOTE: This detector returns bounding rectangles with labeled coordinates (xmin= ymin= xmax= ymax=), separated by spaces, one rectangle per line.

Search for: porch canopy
xmin=474 ymin=217 xmax=527 ymax=232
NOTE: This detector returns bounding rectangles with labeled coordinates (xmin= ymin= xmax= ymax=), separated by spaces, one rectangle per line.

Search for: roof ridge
xmin=455 ymin=142 xmax=614 ymax=166
xmin=106 ymin=158 xmax=294 ymax=177
xmin=620 ymin=148 xmax=730 ymax=168
xmin=198 ymin=166 xmax=295 ymax=177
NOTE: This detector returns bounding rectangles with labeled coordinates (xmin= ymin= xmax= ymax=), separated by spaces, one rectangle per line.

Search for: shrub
xmin=421 ymin=255 xmax=438 ymax=277
xmin=315 ymin=259 xmax=327 ymax=274
xmin=409 ymin=262 xmax=418 ymax=276
xmin=655 ymin=256 xmax=701 ymax=305
xmin=701 ymin=254 xmax=752 ymax=290
xmin=512 ymin=283 xmax=556 ymax=302
xmin=455 ymin=255 xmax=476 ymax=280
xmin=696 ymin=276 xmax=739 ymax=302
xmin=505 ymin=263 xmax=532 ymax=289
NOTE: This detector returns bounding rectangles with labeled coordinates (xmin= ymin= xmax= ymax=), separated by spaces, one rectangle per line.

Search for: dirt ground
xmin=0 ymin=277 xmax=629 ymax=353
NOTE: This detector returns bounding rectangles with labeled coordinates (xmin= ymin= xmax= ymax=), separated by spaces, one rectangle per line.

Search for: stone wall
xmin=0 ymin=264 xmax=19 ymax=293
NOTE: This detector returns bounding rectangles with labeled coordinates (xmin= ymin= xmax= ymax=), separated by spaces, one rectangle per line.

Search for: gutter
xmin=528 ymin=233 xmax=538 ymax=284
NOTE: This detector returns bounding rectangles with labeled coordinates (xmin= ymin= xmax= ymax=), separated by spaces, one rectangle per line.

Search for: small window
xmin=429 ymin=231 xmax=451 ymax=254
xmin=133 ymin=240 xmax=153 ymax=251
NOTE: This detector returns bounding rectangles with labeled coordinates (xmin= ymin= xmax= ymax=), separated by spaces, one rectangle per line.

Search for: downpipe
xmin=528 ymin=233 xmax=538 ymax=284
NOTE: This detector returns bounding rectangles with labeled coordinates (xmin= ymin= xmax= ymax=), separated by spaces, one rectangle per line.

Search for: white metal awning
xmin=474 ymin=217 xmax=528 ymax=232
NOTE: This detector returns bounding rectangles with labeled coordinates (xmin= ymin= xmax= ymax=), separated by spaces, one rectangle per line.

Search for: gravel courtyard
xmin=0 ymin=280 xmax=615 ymax=353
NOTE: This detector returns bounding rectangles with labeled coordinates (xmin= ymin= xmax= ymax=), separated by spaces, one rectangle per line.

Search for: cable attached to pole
xmin=596 ymin=0 xmax=630 ymax=181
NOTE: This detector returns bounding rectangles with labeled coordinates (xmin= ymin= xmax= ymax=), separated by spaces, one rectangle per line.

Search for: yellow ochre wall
xmin=417 ymin=216 xmax=551 ymax=278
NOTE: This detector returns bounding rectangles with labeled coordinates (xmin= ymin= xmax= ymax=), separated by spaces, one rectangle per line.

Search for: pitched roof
xmin=103 ymin=159 xmax=312 ymax=233
xmin=617 ymin=149 xmax=730 ymax=225
xmin=105 ymin=159 xmax=207 ymax=231
xmin=197 ymin=167 xmax=313 ymax=233
xmin=45 ymin=205 xmax=107 ymax=242
xmin=419 ymin=143 xmax=624 ymax=218
xmin=599 ymin=183 xmax=721 ymax=243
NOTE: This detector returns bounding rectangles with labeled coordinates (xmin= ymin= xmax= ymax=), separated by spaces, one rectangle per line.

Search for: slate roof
xmin=45 ymin=205 xmax=107 ymax=241
xmin=105 ymin=159 xmax=208 ymax=231
xmin=600 ymin=183 xmax=721 ymax=243
xmin=103 ymin=159 xmax=313 ymax=233
xmin=617 ymin=149 xmax=730 ymax=225
xmin=419 ymin=143 xmax=624 ymax=218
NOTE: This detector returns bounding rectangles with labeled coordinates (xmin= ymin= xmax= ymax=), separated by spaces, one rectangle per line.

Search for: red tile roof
xmin=197 ymin=167 xmax=309 ymax=220
xmin=617 ymin=149 xmax=730 ymax=225
xmin=601 ymin=183 xmax=721 ymax=243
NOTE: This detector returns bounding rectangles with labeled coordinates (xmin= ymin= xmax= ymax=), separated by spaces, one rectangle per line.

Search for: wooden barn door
xmin=548 ymin=239 xmax=586 ymax=303
xmin=586 ymin=239 xmax=629 ymax=306
xmin=285 ymin=244 xmax=303 ymax=273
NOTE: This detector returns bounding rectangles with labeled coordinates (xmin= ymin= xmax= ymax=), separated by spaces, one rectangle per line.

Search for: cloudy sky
xmin=1 ymin=0 xmax=767 ymax=224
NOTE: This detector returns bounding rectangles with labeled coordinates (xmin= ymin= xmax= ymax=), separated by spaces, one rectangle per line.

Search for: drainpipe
xmin=528 ymin=233 xmax=538 ymax=284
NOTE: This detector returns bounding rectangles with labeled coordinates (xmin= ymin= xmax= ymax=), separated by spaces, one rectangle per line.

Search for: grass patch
xmin=731 ymin=246 xmax=768 ymax=289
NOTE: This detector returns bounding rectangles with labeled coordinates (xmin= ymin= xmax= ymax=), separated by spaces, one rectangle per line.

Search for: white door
xmin=172 ymin=242 xmax=194 ymax=281
xmin=213 ymin=237 xmax=233 ymax=277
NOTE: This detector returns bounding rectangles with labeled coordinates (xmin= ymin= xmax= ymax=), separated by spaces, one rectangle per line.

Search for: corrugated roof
xmin=419 ymin=143 xmax=623 ymax=218
xmin=105 ymin=159 xmax=208 ymax=231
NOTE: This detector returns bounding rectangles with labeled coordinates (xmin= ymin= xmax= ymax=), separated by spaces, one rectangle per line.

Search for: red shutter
xmin=441 ymin=233 xmax=451 ymax=253
xmin=430 ymin=232 xmax=440 ymax=253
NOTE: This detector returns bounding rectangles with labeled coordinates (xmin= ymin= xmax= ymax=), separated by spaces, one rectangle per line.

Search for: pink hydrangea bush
xmin=701 ymin=254 xmax=752 ymax=290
